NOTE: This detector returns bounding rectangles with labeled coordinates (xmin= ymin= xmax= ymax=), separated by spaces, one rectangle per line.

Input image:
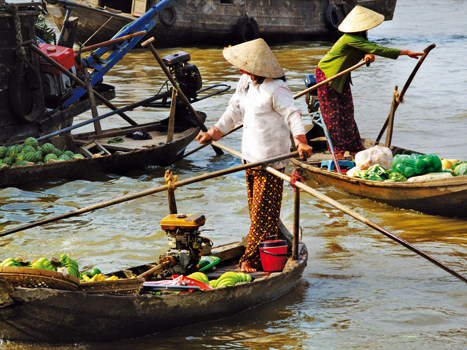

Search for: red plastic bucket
xmin=259 ymin=239 xmax=288 ymax=272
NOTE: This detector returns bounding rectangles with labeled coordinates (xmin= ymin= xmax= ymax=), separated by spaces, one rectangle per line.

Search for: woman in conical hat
xmin=316 ymin=5 xmax=423 ymax=160
xmin=196 ymin=38 xmax=312 ymax=273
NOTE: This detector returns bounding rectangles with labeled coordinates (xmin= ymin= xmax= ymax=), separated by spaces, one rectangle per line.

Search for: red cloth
xmin=315 ymin=67 xmax=364 ymax=156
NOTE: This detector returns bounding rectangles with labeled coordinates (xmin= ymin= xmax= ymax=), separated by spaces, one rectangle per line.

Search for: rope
xmin=394 ymin=88 xmax=403 ymax=104
xmin=164 ymin=170 xmax=177 ymax=192
xmin=81 ymin=16 xmax=114 ymax=47
xmin=5 ymin=3 xmax=26 ymax=63
xmin=290 ymin=168 xmax=306 ymax=193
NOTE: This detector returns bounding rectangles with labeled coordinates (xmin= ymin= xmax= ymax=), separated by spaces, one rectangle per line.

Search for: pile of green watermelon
xmin=0 ymin=137 xmax=84 ymax=168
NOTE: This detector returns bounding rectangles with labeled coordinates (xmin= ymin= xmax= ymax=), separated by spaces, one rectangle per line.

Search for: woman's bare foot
xmin=241 ymin=262 xmax=257 ymax=272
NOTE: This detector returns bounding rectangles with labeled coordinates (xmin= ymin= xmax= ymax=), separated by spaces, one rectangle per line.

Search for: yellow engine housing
xmin=160 ymin=214 xmax=206 ymax=231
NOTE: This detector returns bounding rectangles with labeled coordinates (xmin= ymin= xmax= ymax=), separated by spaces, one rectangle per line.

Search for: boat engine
xmin=162 ymin=51 xmax=202 ymax=101
xmin=38 ymin=43 xmax=83 ymax=109
xmin=304 ymin=74 xmax=320 ymax=113
xmin=159 ymin=213 xmax=210 ymax=275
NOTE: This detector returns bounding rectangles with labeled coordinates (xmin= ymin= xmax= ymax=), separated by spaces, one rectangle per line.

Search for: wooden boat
xmin=0 ymin=224 xmax=307 ymax=343
xmin=0 ymin=112 xmax=206 ymax=187
xmin=291 ymin=126 xmax=467 ymax=218
xmin=44 ymin=0 xmax=397 ymax=48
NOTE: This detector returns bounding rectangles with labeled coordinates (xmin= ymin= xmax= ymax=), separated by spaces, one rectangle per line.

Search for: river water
xmin=2 ymin=0 xmax=467 ymax=349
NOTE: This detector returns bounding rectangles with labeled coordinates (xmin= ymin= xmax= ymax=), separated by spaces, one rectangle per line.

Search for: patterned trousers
xmin=239 ymin=168 xmax=284 ymax=269
xmin=315 ymin=67 xmax=364 ymax=155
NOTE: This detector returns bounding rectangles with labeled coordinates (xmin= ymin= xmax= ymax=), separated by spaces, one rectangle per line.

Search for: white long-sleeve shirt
xmin=214 ymin=74 xmax=305 ymax=169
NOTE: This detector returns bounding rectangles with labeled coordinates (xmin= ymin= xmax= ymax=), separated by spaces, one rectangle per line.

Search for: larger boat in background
xmin=44 ymin=0 xmax=398 ymax=48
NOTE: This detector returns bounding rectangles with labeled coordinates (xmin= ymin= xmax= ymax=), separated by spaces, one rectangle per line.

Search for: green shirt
xmin=318 ymin=32 xmax=401 ymax=93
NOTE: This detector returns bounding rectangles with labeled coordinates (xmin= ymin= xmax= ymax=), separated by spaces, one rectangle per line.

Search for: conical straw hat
xmin=223 ymin=38 xmax=284 ymax=79
xmin=338 ymin=5 xmax=385 ymax=33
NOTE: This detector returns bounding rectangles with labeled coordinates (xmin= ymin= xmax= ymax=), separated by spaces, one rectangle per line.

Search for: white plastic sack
xmin=355 ymin=146 xmax=393 ymax=170
xmin=346 ymin=166 xmax=360 ymax=177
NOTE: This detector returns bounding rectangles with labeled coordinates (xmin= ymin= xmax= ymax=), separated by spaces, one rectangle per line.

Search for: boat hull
xmin=291 ymin=139 xmax=467 ymax=218
xmin=0 ymin=116 xmax=203 ymax=187
xmin=0 ymin=245 xmax=307 ymax=343
xmin=45 ymin=0 xmax=397 ymax=48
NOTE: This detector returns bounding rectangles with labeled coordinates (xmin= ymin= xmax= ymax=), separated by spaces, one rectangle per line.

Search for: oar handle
xmin=293 ymin=58 xmax=370 ymax=99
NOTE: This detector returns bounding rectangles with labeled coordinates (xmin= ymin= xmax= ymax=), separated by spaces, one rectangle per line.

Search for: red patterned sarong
xmin=315 ymin=67 xmax=364 ymax=156
xmin=239 ymin=168 xmax=284 ymax=270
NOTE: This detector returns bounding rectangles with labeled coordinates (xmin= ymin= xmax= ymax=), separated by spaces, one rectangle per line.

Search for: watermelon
xmin=13 ymin=160 xmax=28 ymax=167
xmin=63 ymin=151 xmax=74 ymax=158
xmin=34 ymin=151 xmax=43 ymax=162
xmin=6 ymin=146 xmax=19 ymax=159
xmin=15 ymin=153 xmax=25 ymax=162
xmin=0 ymin=146 xmax=6 ymax=159
xmin=73 ymin=154 xmax=85 ymax=159
xmin=2 ymin=157 xmax=12 ymax=165
xmin=24 ymin=137 xmax=38 ymax=149
xmin=22 ymin=145 xmax=35 ymax=154
xmin=36 ymin=161 xmax=44 ymax=165
xmin=54 ymin=148 xmax=63 ymax=157
xmin=41 ymin=143 xmax=55 ymax=155
xmin=24 ymin=152 xmax=36 ymax=162
xmin=58 ymin=154 xmax=71 ymax=161
xmin=44 ymin=154 xmax=58 ymax=163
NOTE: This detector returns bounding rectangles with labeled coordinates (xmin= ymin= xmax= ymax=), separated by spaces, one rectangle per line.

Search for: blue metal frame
xmin=62 ymin=0 xmax=175 ymax=107
xmin=310 ymin=109 xmax=342 ymax=173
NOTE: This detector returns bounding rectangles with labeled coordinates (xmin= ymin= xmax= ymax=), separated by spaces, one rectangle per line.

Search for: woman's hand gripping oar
xmin=211 ymin=140 xmax=467 ymax=285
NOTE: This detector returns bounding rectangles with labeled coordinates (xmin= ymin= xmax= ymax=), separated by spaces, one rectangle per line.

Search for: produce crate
xmin=0 ymin=266 xmax=79 ymax=291
xmin=79 ymin=277 xmax=145 ymax=295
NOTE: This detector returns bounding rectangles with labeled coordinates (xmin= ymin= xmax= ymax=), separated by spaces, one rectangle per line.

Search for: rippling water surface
xmin=1 ymin=0 xmax=467 ymax=348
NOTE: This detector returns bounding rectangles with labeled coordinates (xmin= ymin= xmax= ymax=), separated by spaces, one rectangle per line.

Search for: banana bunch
xmin=1 ymin=257 xmax=21 ymax=267
xmin=81 ymin=273 xmax=118 ymax=283
xmin=187 ymin=272 xmax=210 ymax=284
xmin=59 ymin=254 xmax=80 ymax=277
xmin=31 ymin=257 xmax=56 ymax=271
xmin=208 ymin=272 xmax=252 ymax=288
xmin=1 ymin=257 xmax=32 ymax=267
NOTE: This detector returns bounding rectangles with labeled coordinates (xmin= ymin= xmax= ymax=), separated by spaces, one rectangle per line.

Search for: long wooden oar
xmin=375 ymin=43 xmax=436 ymax=143
xmin=0 ymin=151 xmax=299 ymax=238
xmin=211 ymin=140 xmax=467 ymax=284
xmin=293 ymin=58 xmax=370 ymax=99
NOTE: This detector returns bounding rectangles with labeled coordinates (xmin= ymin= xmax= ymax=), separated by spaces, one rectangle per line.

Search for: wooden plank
xmin=210 ymin=242 xmax=245 ymax=262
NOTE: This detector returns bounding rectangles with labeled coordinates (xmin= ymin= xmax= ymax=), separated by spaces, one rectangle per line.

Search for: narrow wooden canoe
xmin=0 ymin=112 xmax=206 ymax=188
xmin=0 ymin=229 xmax=307 ymax=343
xmin=292 ymin=133 xmax=467 ymax=218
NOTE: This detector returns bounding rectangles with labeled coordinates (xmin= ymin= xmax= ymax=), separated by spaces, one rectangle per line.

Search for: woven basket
xmin=79 ymin=277 xmax=144 ymax=295
xmin=0 ymin=266 xmax=79 ymax=291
